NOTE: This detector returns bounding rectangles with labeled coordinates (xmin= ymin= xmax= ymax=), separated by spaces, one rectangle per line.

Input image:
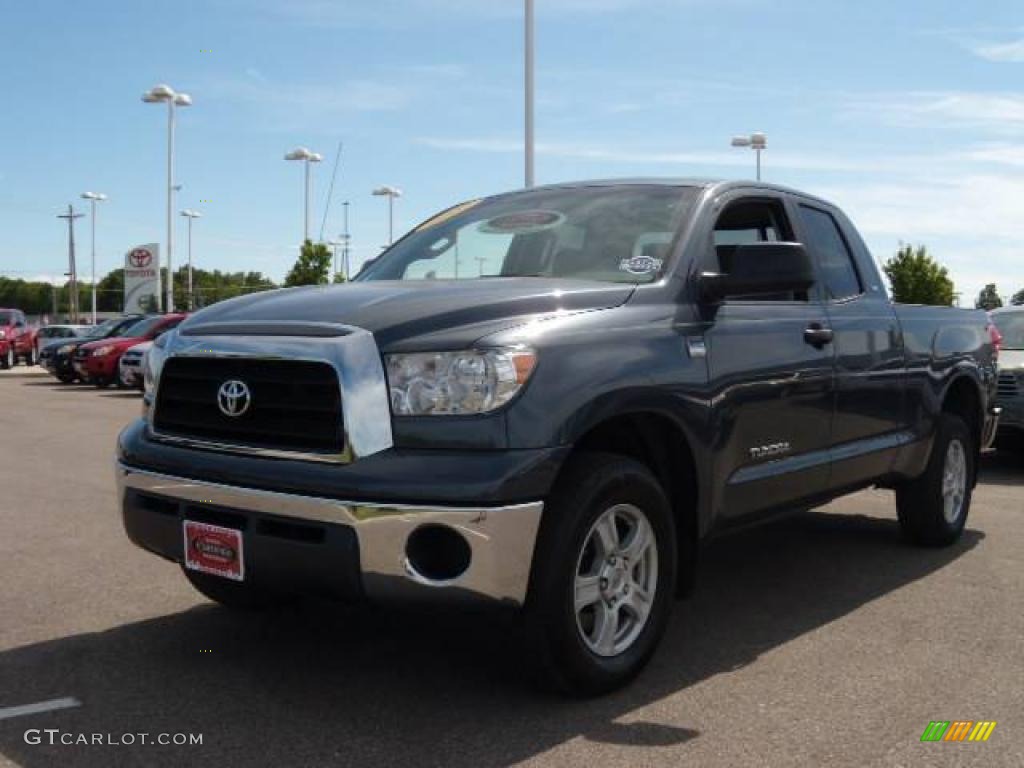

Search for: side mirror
xmin=700 ymin=242 xmax=815 ymax=302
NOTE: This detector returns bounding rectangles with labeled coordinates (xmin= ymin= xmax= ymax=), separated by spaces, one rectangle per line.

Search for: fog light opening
xmin=404 ymin=524 xmax=471 ymax=583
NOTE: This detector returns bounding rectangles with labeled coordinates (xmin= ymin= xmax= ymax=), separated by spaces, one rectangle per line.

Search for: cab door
xmin=701 ymin=193 xmax=836 ymax=523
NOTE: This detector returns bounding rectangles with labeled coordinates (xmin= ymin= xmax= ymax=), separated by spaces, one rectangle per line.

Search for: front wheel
xmin=0 ymin=347 xmax=12 ymax=370
xmin=896 ymin=413 xmax=974 ymax=546
xmin=524 ymin=452 xmax=677 ymax=696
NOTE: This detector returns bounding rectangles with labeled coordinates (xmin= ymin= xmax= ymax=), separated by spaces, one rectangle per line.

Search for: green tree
xmin=974 ymin=283 xmax=1003 ymax=311
xmin=1011 ymin=288 xmax=1024 ymax=306
xmin=882 ymin=244 xmax=955 ymax=306
xmin=284 ymin=240 xmax=332 ymax=287
xmin=332 ymin=271 xmax=347 ymax=284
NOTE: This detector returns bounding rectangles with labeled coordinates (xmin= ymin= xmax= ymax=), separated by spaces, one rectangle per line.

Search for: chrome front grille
xmin=153 ymin=357 xmax=343 ymax=454
xmin=147 ymin=322 xmax=394 ymax=464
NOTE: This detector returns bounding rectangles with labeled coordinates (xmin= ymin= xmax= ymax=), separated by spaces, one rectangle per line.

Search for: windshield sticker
xmin=414 ymin=199 xmax=482 ymax=232
xmin=478 ymin=210 xmax=564 ymax=235
xmin=619 ymin=255 xmax=663 ymax=275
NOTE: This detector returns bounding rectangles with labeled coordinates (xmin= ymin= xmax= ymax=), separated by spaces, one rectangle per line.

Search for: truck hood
xmin=179 ymin=278 xmax=635 ymax=348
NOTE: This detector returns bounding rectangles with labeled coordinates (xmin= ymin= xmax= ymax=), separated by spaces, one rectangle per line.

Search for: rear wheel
xmin=1 ymin=347 xmax=12 ymax=370
xmin=524 ymin=452 xmax=677 ymax=696
xmin=56 ymin=372 xmax=75 ymax=384
xmin=182 ymin=567 xmax=291 ymax=611
xmin=896 ymin=413 xmax=974 ymax=546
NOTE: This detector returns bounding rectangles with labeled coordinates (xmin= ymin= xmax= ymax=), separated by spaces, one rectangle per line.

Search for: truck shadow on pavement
xmin=0 ymin=509 xmax=982 ymax=767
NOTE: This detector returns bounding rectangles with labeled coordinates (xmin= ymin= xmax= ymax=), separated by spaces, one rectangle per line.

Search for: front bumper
xmin=117 ymin=462 xmax=544 ymax=606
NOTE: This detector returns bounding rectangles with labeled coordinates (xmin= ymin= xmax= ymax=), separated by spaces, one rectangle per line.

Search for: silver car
xmin=119 ymin=341 xmax=151 ymax=391
xmin=992 ymin=307 xmax=1024 ymax=446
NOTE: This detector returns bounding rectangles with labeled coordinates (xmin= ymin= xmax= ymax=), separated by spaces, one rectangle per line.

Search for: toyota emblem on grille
xmin=217 ymin=380 xmax=252 ymax=418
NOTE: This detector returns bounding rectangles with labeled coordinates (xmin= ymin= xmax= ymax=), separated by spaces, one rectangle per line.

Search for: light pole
xmin=179 ymin=209 xmax=202 ymax=309
xmin=327 ymin=238 xmax=344 ymax=280
xmin=80 ymin=191 xmax=107 ymax=324
xmin=525 ymin=0 xmax=535 ymax=187
xmin=284 ymin=147 xmax=323 ymax=243
xmin=143 ymin=84 xmax=192 ymax=313
xmin=342 ymin=200 xmax=351 ymax=279
xmin=731 ymin=132 xmax=767 ymax=180
xmin=372 ymin=186 xmax=402 ymax=246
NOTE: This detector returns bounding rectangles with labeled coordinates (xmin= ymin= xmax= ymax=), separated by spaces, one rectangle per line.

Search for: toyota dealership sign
xmin=124 ymin=244 xmax=161 ymax=313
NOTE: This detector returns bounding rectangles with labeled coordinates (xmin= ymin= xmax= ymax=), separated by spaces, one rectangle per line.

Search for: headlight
xmin=0 ymin=330 xmax=6 ymax=339
xmin=58 ymin=344 xmax=74 ymax=355
xmin=91 ymin=345 xmax=115 ymax=357
xmin=386 ymin=347 xmax=536 ymax=415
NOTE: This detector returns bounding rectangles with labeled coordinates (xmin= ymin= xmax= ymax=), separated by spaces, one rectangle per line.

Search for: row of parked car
xmin=25 ymin=312 xmax=189 ymax=390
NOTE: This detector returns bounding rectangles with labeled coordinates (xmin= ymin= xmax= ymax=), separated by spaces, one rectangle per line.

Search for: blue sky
xmin=2 ymin=0 xmax=1024 ymax=302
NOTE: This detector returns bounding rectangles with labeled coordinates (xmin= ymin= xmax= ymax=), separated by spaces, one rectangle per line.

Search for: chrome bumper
xmin=116 ymin=462 xmax=543 ymax=606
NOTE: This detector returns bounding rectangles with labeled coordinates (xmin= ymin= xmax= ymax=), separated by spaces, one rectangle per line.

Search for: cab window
xmin=712 ymin=199 xmax=804 ymax=301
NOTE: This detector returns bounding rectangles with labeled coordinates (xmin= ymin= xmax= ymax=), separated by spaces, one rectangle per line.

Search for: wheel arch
xmin=558 ymin=403 xmax=704 ymax=597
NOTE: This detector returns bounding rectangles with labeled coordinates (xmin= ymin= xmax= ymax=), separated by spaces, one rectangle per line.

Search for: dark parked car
xmin=117 ymin=179 xmax=998 ymax=694
xmin=42 ymin=315 xmax=142 ymax=383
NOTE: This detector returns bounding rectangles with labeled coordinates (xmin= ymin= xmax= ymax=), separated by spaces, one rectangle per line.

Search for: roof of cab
xmin=493 ymin=177 xmax=838 ymax=209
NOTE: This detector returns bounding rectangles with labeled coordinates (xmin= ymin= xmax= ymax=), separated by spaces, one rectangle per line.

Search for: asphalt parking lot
xmin=1 ymin=367 xmax=1022 ymax=768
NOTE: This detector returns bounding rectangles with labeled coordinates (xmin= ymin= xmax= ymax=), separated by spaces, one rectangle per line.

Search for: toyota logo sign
xmin=217 ymin=380 xmax=252 ymax=418
xmin=129 ymin=248 xmax=153 ymax=268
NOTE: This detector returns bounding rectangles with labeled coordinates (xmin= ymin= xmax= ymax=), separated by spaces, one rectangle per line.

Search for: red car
xmin=76 ymin=313 xmax=187 ymax=387
xmin=0 ymin=308 xmax=38 ymax=368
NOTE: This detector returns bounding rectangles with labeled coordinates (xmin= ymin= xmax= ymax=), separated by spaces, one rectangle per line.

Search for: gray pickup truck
xmin=117 ymin=179 xmax=998 ymax=694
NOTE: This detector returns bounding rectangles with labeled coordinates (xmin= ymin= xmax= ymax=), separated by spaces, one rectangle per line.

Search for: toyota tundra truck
xmin=117 ymin=180 xmax=998 ymax=694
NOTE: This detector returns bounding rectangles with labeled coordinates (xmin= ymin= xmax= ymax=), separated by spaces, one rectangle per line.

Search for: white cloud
xmin=415 ymin=135 xmax=927 ymax=173
xmin=967 ymin=37 xmax=1024 ymax=63
xmin=846 ymin=91 xmax=1024 ymax=134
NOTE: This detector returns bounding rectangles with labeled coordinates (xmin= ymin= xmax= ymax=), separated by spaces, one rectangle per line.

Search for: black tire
xmin=182 ymin=567 xmax=289 ymax=611
xmin=0 ymin=347 xmax=11 ymax=370
xmin=95 ymin=377 xmax=112 ymax=389
xmin=56 ymin=372 xmax=75 ymax=384
xmin=28 ymin=346 xmax=38 ymax=366
xmin=523 ymin=452 xmax=677 ymax=696
xmin=896 ymin=413 xmax=974 ymax=547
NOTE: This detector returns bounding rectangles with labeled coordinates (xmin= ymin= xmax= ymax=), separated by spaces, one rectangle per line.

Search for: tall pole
xmin=166 ymin=98 xmax=176 ymax=313
xmin=343 ymin=201 xmax=350 ymax=279
xmin=57 ymin=205 xmax=84 ymax=323
xmin=525 ymin=0 xmax=535 ymax=188
xmin=186 ymin=214 xmax=193 ymax=310
xmin=303 ymin=157 xmax=311 ymax=243
xmin=387 ymin=195 xmax=394 ymax=245
xmin=756 ymin=148 xmax=761 ymax=181
xmin=89 ymin=199 xmax=97 ymax=323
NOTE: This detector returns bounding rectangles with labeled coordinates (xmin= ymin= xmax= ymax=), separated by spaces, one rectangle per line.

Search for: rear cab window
xmin=797 ymin=205 xmax=863 ymax=301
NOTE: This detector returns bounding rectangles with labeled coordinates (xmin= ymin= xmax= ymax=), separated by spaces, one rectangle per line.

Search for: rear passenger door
xmin=793 ymin=203 xmax=906 ymax=489
xmin=702 ymin=193 xmax=836 ymax=523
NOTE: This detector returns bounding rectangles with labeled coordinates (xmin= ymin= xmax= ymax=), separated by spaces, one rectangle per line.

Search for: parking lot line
xmin=0 ymin=697 xmax=81 ymax=721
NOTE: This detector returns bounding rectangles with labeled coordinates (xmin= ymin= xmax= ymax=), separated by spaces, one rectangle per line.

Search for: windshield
xmin=0 ymin=312 xmax=13 ymax=324
xmin=118 ymin=316 xmax=165 ymax=338
xmin=994 ymin=312 xmax=1024 ymax=350
xmin=86 ymin=317 xmax=129 ymax=339
xmin=356 ymin=185 xmax=698 ymax=285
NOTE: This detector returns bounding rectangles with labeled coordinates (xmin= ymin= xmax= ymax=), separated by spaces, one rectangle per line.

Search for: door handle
xmin=804 ymin=324 xmax=834 ymax=348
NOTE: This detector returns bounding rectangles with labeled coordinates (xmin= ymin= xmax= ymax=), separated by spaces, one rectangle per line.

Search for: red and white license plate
xmin=183 ymin=521 xmax=244 ymax=581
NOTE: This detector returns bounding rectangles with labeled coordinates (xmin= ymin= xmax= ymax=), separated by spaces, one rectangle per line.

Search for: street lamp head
xmin=373 ymin=186 xmax=402 ymax=198
xmin=180 ymin=209 xmax=202 ymax=219
xmin=81 ymin=192 xmax=107 ymax=202
xmin=285 ymin=147 xmax=313 ymax=161
xmin=173 ymin=93 xmax=193 ymax=107
xmin=142 ymin=84 xmax=176 ymax=103
xmin=750 ymin=132 xmax=767 ymax=149
xmin=731 ymin=136 xmax=752 ymax=147
xmin=309 ymin=152 xmax=323 ymax=163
